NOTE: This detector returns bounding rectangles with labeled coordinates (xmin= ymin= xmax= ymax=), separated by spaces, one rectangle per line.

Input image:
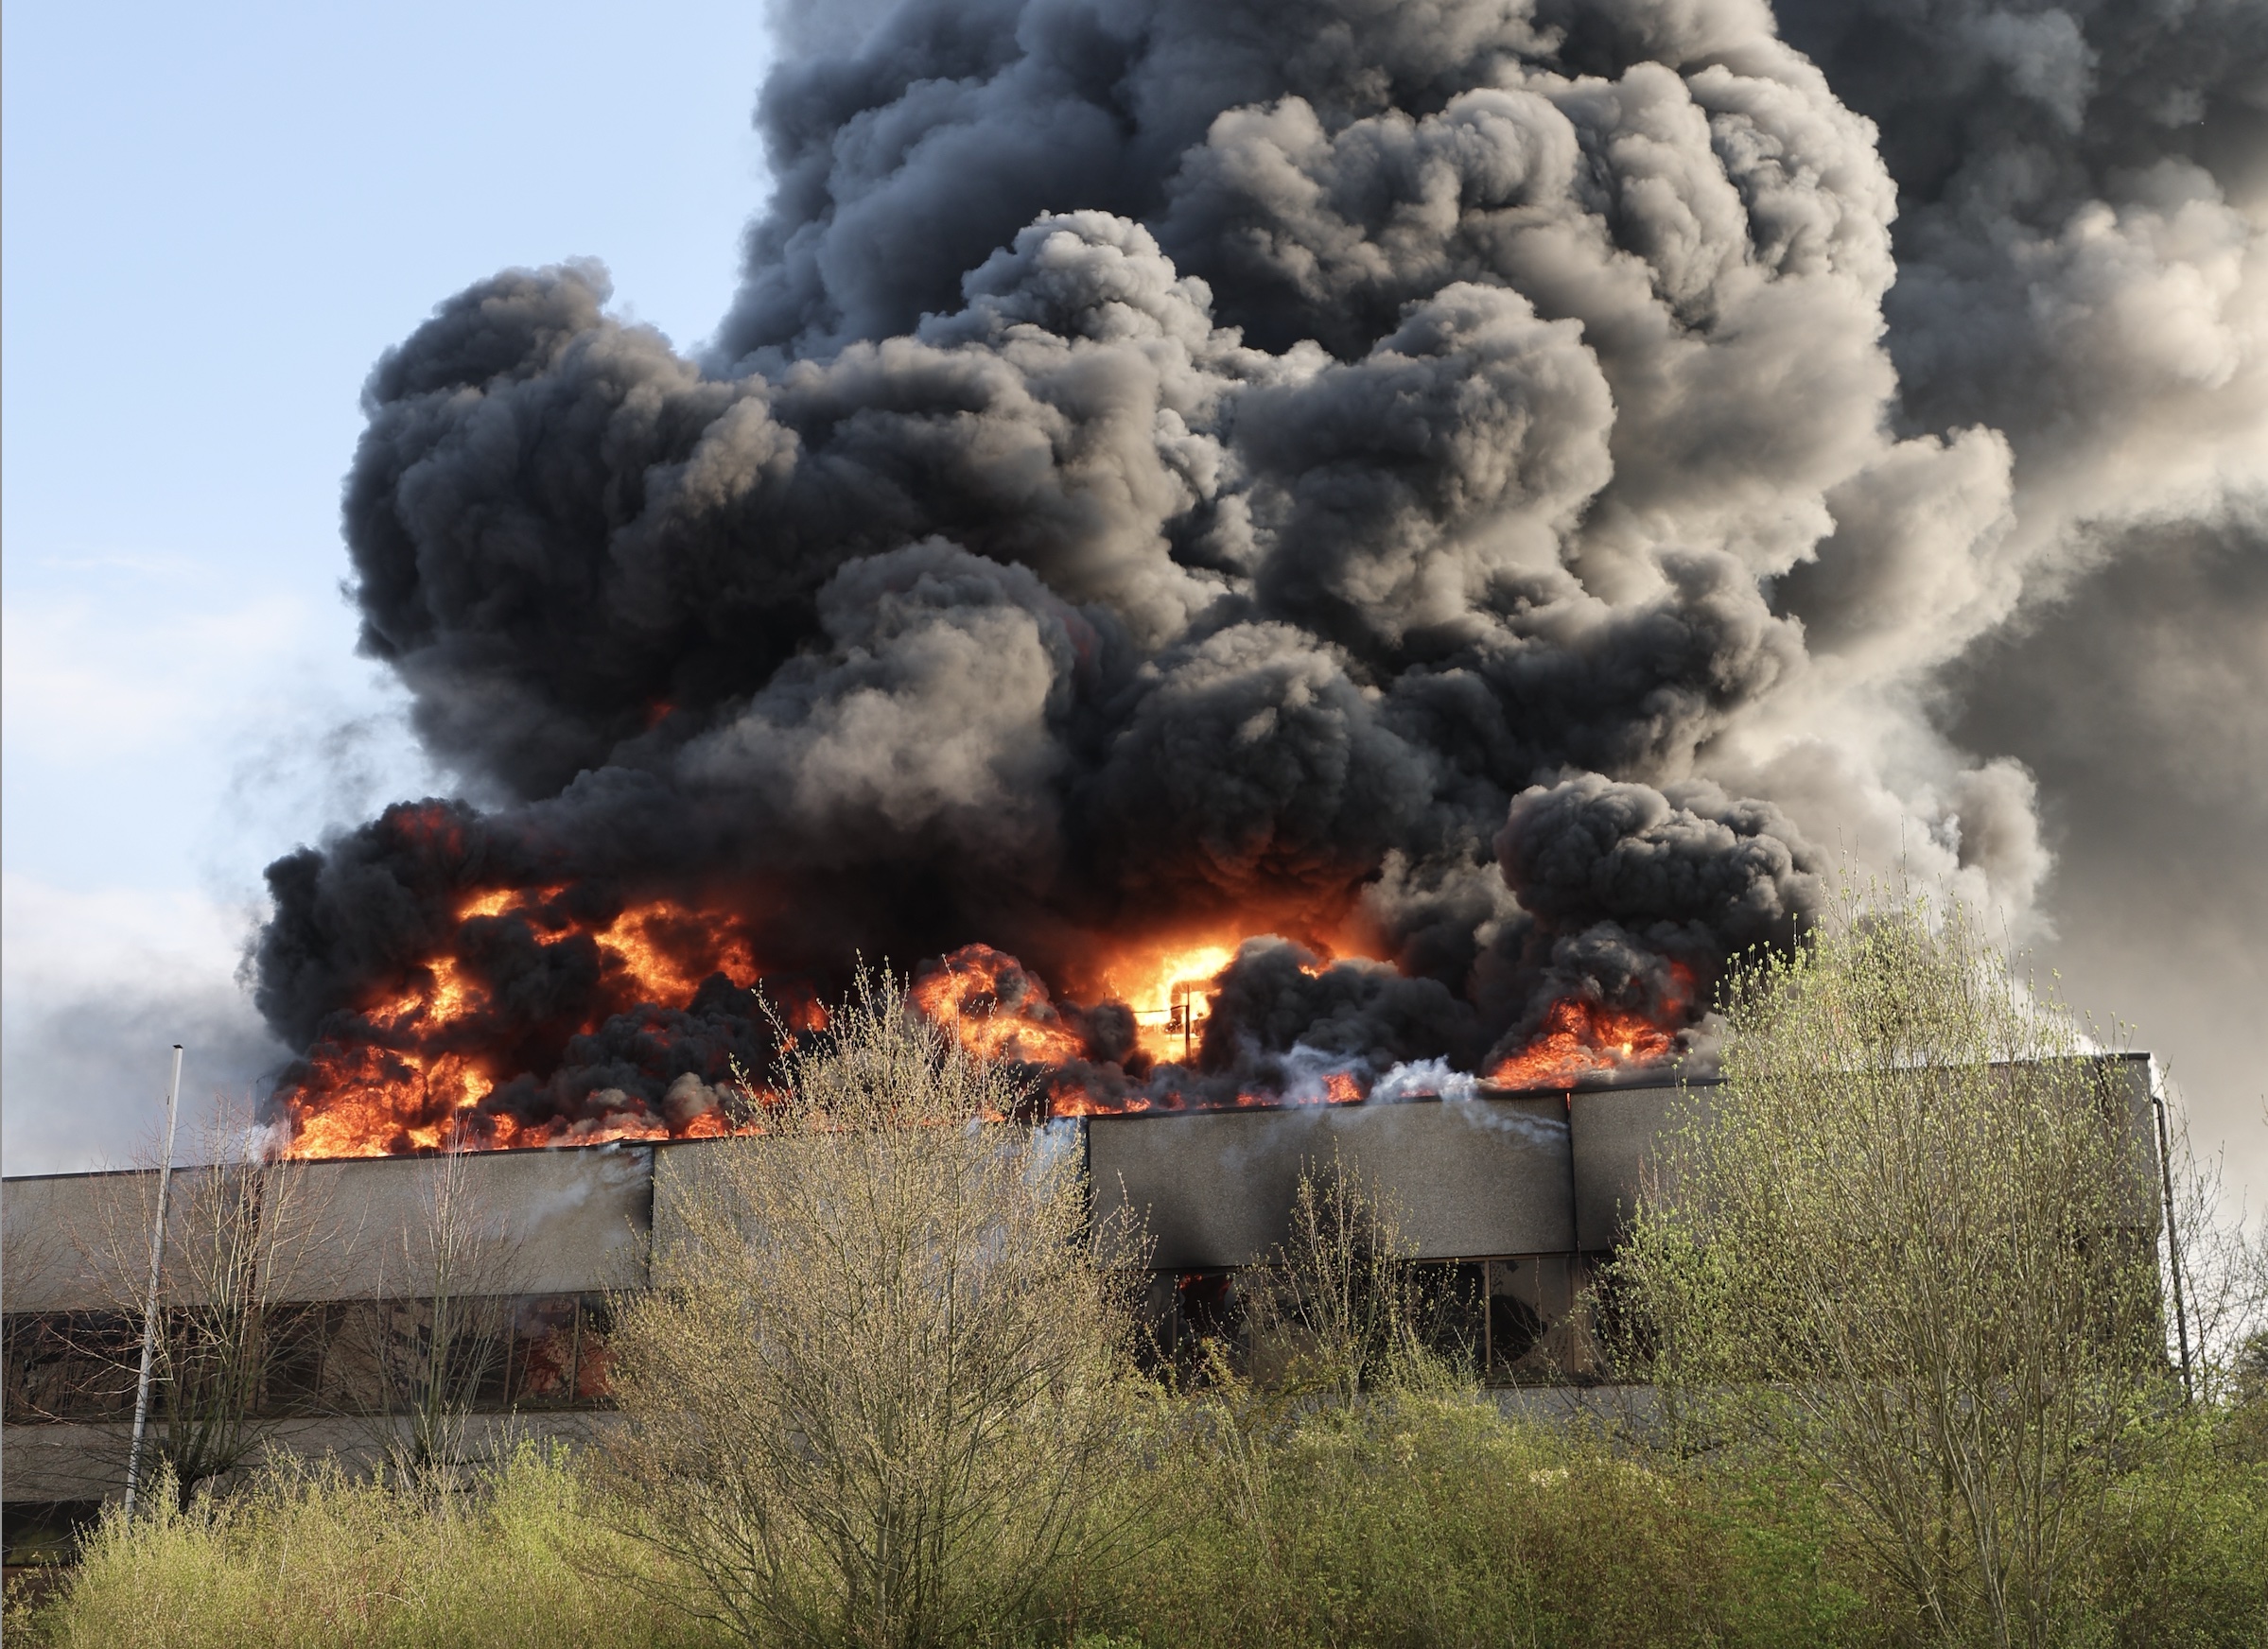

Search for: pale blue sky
xmin=3 ymin=0 xmax=776 ymax=1167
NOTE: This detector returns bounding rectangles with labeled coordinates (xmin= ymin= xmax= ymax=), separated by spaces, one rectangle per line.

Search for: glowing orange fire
xmin=1096 ymin=936 xmax=1238 ymax=1065
xmin=281 ymin=888 xmax=1692 ymax=1158
xmin=913 ymin=934 xmax=1434 ymax=1116
xmin=282 ymin=887 xmax=770 ymax=1160
xmin=1485 ymin=997 xmax=1680 ymax=1088
xmin=906 ymin=946 xmax=1090 ymax=1067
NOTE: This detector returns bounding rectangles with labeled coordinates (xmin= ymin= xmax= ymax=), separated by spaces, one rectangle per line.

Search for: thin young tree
xmin=353 ymin=1124 xmax=516 ymax=1481
xmin=2144 ymin=1094 xmax=2268 ymax=1413
xmin=1242 ymin=1146 xmax=1433 ymax=1402
xmin=1184 ymin=1145 xmax=1446 ymax=1649
xmin=1615 ymin=888 xmax=2173 ymax=1648
xmin=71 ymin=1104 xmax=333 ymax=1504
xmin=602 ymin=966 xmax=1149 ymax=1649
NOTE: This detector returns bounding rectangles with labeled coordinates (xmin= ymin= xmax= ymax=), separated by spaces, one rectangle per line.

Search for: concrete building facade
xmin=2 ymin=1056 xmax=2161 ymax=1557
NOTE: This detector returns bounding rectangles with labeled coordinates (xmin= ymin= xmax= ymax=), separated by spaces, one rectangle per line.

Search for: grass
xmin=5 ymin=1446 xmax=725 ymax=1649
xmin=9 ymin=1391 xmax=2263 ymax=1648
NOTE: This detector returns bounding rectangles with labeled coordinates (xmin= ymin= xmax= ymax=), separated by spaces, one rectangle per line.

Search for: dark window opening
xmin=2 ymin=1293 xmax=617 ymax=1427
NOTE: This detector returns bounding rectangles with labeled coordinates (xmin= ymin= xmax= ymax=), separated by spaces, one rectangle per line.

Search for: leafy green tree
xmin=601 ymin=968 xmax=1147 ymax=1649
xmin=1616 ymin=890 xmax=2172 ymax=1648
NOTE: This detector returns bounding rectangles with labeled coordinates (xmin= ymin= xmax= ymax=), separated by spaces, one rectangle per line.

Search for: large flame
xmin=1484 ymin=998 xmax=1679 ymax=1088
xmin=1482 ymin=963 xmax=1696 ymax=1088
xmin=281 ymin=891 xmax=1688 ymax=1157
xmin=283 ymin=888 xmax=771 ymax=1159
xmin=905 ymin=946 xmax=1090 ymax=1067
xmin=1094 ymin=937 xmax=1238 ymax=1066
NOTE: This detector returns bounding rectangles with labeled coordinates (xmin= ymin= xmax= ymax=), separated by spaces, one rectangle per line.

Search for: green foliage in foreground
xmin=6 ymin=1447 xmax=727 ymax=1649
xmin=9 ymin=1394 xmax=2265 ymax=1649
xmin=1050 ymin=1392 xmax=1868 ymax=1649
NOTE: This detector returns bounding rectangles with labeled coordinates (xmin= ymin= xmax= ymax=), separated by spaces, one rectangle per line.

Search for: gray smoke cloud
xmin=253 ymin=0 xmax=2265 ymax=1143
xmin=1766 ymin=0 xmax=2267 ymax=1165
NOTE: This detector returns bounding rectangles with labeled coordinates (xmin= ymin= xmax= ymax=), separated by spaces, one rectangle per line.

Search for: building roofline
xmin=0 ymin=1051 xmax=2153 ymax=1183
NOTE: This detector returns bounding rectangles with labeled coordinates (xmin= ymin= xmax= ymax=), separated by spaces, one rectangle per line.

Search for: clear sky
xmin=3 ymin=0 xmax=775 ymax=1166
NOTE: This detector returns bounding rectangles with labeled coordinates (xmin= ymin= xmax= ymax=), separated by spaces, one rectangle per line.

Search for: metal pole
xmin=123 ymin=1044 xmax=184 ymax=1516
xmin=2150 ymin=1071 xmax=2194 ymax=1406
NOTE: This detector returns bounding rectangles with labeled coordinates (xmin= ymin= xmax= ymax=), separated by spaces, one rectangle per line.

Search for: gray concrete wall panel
xmin=1564 ymin=1058 xmax=2158 ymax=1250
xmin=3 ymin=1173 xmax=157 ymax=1313
xmin=2104 ymin=1054 xmax=2162 ymax=1230
xmin=649 ymin=1135 xmax=833 ymax=1265
xmin=1090 ymin=1097 xmax=1575 ymax=1268
xmin=285 ymin=1147 xmax=654 ymax=1300
xmin=0 ymin=1169 xmax=305 ymax=1312
xmin=1567 ymin=1085 xmax=1702 ymax=1252
xmin=3 ymin=1149 xmax=655 ymax=1311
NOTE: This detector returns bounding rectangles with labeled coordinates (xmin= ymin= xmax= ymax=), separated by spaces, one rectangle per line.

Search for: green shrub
xmin=2083 ymin=1410 xmax=2268 ymax=1647
xmin=9 ymin=1402 xmax=2260 ymax=1648
xmin=602 ymin=970 xmax=1146 ymax=1649
xmin=1042 ymin=1393 xmax=1871 ymax=1649
xmin=8 ymin=1446 xmax=724 ymax=1649
xmin=1614 ymin=890 xmax=2202 ymax=1648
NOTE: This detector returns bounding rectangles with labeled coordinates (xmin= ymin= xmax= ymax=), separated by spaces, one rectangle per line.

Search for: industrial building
xmin=2 ymin=1056 xmax=2161 ymax=1558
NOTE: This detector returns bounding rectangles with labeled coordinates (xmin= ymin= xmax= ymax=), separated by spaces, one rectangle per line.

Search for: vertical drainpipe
xmin=1563 ymin=1085 xmax=1580 ymax=1375
xmin=2149 ymin=1063 xmax=2193 ymax=1405
xmin=123 ymin=1044 xmax=185 ymax=1518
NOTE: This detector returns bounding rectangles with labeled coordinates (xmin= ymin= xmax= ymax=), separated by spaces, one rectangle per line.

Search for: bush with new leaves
xmin=601 ymin=968 xmax=1148 ymax=1649
xmin=1614 ymin=890 xmax=2183 ymax=1647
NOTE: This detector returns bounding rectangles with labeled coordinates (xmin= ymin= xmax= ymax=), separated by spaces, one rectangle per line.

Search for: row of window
xmin=5 ymin=1256 xmax=1610 ymax=1426
xmin=1 ymin=1293 xmax=614 ymax=1426
xmin=1146 ymin=1254 xmax=1600 ymax=1382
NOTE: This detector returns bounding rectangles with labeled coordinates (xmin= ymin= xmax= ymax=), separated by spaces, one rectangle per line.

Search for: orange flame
xmin=282 ymin=884 xmax=1693 ymax=1155
xmin=281 ymin=885 xmax=772 ymax=1159
xmin=1485 ymin=997 xmax=1680 ymax=1089
xmin=913 ymin=936 xmax=1400 ymax=1116
xmin=907 ymin=946 xmax=1090 ymax=1067
xmin=1096 ymin=935 xmax=1238 ymax=1066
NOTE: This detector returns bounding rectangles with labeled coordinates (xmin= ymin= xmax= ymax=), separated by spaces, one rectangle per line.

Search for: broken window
xmin=2 ymin=1312 xmax=138 ymax=1423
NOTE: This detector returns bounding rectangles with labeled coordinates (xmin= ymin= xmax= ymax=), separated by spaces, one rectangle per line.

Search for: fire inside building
xmin=2 ymin=1054 xmax=2162 ymax=1563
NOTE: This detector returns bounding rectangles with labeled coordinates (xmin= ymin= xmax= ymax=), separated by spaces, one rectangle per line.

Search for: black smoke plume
xmin=251 ymin=0 xmax=2262 ymax=1143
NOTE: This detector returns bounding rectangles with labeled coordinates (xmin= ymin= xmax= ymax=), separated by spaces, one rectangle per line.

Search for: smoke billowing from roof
xmin=253 ymin=0 xmax=2266 ymax=1144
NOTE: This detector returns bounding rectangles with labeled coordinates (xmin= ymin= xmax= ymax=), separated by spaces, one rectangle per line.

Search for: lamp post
xmin=122 ymin=1044 xmax=184 ymax=1517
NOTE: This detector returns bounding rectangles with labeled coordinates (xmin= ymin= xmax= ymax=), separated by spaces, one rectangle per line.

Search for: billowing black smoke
xmin=267 ymin=0 xmax=2228 ymax=1140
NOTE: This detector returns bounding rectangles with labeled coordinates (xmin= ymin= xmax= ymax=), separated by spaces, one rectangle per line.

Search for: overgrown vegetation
xmin=1612 ymin=887 xmax=2268 ymax=1647
xmin=11 ymin=1447 xmax=722 ymax=1649
xmin=599 ymin=968 xmax=1149 ymax=1649
xmin=359 ymin=1134 xmax=520 ymax=1478
xmin=1237 ymin=1145 xmax=1444 ymax=1399
xmin=12 ymin=910 xmax=2266 ymax=1648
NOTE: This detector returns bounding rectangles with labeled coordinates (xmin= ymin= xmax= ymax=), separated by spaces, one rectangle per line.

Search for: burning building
xmin=243 ymin=0 xmax=2008 ymax=1162
xmin=1 ymin=1054 xmax=2163 ymax=1553
xmin=14 ymin=0 xmax=2237 ymax=1554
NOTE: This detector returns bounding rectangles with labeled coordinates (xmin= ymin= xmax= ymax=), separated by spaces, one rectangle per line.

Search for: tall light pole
xmin=122 ymin=1043 xmax=184 ymax=1517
